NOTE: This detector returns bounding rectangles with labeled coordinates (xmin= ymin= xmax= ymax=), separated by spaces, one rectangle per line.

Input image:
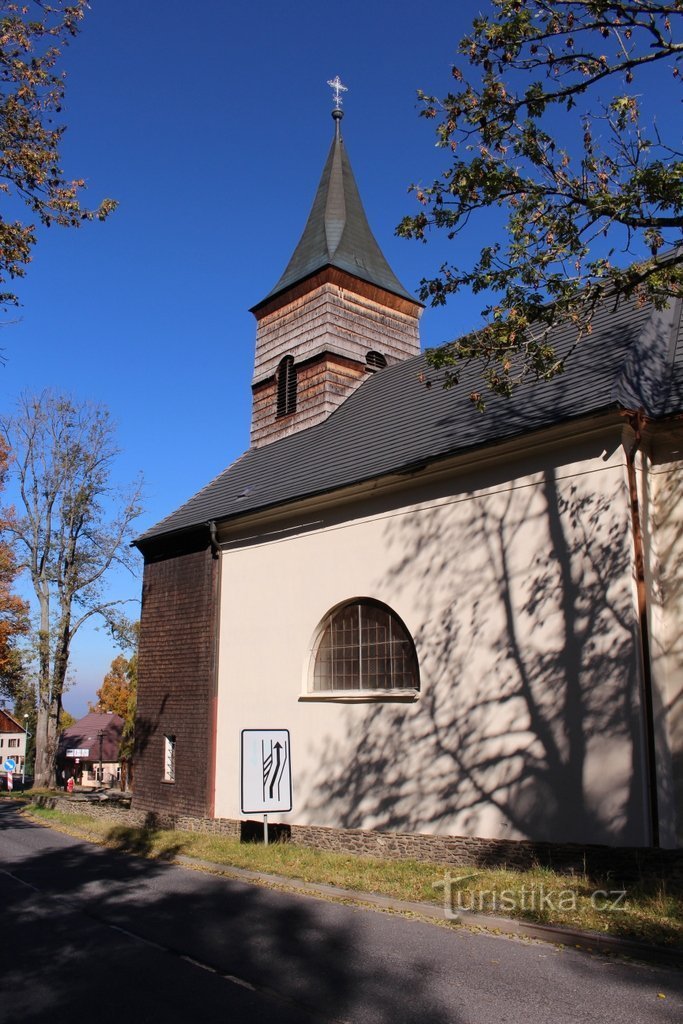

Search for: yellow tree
xmin=91 ymin=642 xmax=137 ymax=791
xmin=89 ymin=654 xmax=130 ymax=719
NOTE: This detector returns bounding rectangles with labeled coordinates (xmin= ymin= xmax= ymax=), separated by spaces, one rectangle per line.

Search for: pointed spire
xmin=262 ymin=89 xmax=415 ymax=306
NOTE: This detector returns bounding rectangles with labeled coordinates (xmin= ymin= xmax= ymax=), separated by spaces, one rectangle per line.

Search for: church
xmin=133 ymin=100 xmax=683 ymax=854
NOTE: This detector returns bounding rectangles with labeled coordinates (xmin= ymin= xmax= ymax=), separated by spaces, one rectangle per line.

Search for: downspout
xmin=624 ymin=411 xmax=659 ymax=847
xmin=208 ymin=520 xmax=221 ymax=559
xmin=206 ymin=521 xmax=222 ymax=819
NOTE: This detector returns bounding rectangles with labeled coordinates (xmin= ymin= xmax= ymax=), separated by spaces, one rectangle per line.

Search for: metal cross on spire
xmin=327 ymin=75 xmax=348 ymax=111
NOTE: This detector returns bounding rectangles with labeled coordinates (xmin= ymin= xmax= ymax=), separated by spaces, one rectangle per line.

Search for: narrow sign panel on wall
xmin=240 ymin=729 xmax=292 ymax=814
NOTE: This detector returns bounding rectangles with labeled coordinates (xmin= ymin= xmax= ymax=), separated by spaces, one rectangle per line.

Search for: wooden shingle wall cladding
xmin=253 ymin=282 xmax=420 ymax=384
xmin=133 ymin=539 xmax=218 ymax=819
xmin=250 ymin=279 xmax=421 ymax=446
xmin=251 ymin=352 xmax=368 ymax=446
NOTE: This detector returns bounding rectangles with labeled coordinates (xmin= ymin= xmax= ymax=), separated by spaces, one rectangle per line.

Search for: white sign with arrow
xmin=240 ymin=729 xmax=292 ymax=814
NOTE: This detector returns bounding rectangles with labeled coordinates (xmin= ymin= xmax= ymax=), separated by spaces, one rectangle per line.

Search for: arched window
xmin=312 ymin=599 xmax=419 ymax=693
xmin=366 ymin=350 xmax=387 ymax=370
xmin=276 ymin=355 xmax=297 ymax=417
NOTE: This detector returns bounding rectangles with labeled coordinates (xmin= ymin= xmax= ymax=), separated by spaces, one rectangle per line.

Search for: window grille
xmin=313 ymin=599 xmax=418 ymax=692
xmin=163 ymin=735 xmax=176 ymax=782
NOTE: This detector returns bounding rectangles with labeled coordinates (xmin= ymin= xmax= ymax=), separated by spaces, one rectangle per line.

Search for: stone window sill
xmin=299 ymin=690 xmax=419 ymax=704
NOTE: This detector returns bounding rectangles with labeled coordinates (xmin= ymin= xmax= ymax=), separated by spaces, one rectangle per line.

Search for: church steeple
xmin=249 ymin=85 xmax=422 ymax=448
xmin=263 ymin=106 xmax=415 ymax=306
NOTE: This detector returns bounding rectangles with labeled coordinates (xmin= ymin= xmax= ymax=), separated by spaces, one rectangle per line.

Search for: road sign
xmin=3 ymin=758 xmax=16 ymax=772
xmin=240 ymin=730 xmax=292 ymax=814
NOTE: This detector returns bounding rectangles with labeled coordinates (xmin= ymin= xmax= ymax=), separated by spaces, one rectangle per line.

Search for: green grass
xmin=24 ymin=804 xmax=682 ymax=949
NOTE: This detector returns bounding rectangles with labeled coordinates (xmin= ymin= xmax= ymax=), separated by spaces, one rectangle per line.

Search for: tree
xmin=90 ymin=618 xmax=137 ymax=789
xmin=1 ymin=392 xmax=143 ymax=787
xmin=0 ymin=439 xmax=28 ymax=698
xmin=119 ymin=644 xmax=137 ymax=791
xmin=89 ymin=653 xmax=131 ymax=718
xmin=0 ymin=1 xmax=116 ymax=312
xmin=398 ymin=1 xmax=683 ymax=406
xmin=59 ymin=707 xmax=75 ymax=730
xmin=90 ymin=625 xmax=138 ymax=790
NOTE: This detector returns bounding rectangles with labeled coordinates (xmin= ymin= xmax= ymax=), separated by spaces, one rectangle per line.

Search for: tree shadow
xmin=641 ymin=441 xmax=683 ymax=846
xmin=0 ymin=803 xmax=457 ymax=1024
xmin=303 ymin=444 xmax=653 ymax=859
xmin=104 ymin=817 xmax=185 ymax=860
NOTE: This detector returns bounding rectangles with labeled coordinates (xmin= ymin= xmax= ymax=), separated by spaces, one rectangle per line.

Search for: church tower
xmin=249 ymin=85 xmax=423 ymax=447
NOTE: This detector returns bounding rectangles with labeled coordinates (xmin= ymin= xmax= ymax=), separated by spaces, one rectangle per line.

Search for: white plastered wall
xmin=214 ymin=429 xmax=651 ymax=846
xmin=641 ymin=433 xmax=683 ymax=847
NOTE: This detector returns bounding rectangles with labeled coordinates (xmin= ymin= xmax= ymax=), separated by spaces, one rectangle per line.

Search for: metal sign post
xmin=4 ymin=758 xmax=15 ymax=792
xmin=240 ymin=730 xmax=292 ymax=844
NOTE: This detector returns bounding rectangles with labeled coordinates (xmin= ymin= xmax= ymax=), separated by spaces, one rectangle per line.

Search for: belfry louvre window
xmin=313 ymin=600 xmax=419 ymax=692
xmin=276 ymin=355 xmax=297 ymax=417
xmin=366 ymin=350 xmax=387 ymax=370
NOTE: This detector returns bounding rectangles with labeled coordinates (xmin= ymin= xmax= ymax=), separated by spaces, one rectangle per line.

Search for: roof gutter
xmin=623 ymin=409 xmax=660 ymax=847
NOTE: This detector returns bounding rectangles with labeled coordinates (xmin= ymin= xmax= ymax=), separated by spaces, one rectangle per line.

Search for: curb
xmin=175 ymin=854 xmax=682 ymax=969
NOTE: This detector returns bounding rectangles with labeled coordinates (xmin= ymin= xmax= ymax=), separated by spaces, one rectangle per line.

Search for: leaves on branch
xmin=89 ymin=653 xmax=133 ymax=719
xmin=398 ymin=1 xmax=683 ymax=405
xmin=0 ymin=1 xmax=117 ymax=311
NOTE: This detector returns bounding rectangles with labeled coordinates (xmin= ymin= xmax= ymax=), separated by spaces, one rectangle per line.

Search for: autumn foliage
xmin=89 ymin=654 xmax=131 ymax=719
xmin=0 ymin=440 xmax=27 ymax=686
xmin=0 ymin=1 xmax=117 ymax=310
xmin=398 ymin=1 xmax=683 ymax=405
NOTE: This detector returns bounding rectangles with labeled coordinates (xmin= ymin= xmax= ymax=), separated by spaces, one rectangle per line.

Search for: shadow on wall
xmin=0 ymin=804 xmax=455 ymax=1024
xmin=646 ymin=447 xmax=683 ymax=844
xmin=306 ymin=460 xmax=649 ymax=847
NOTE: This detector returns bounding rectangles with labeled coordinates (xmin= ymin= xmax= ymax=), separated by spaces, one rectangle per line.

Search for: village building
xmin=132 ymin=103 xmax=683 ymax=857
xmin=58 ymin=711 xmax=124 ymax=789
xmin=0 ymin=708 xmax=28 ymax=784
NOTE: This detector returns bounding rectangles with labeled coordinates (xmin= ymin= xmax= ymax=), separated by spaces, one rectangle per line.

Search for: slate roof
xmin=259 ymin=114 xmax=416 ymax=307
xmin=58 ymin=712 xmax=124 ymax=763
xmin=137 ymin=293 xmax=683 ymax=548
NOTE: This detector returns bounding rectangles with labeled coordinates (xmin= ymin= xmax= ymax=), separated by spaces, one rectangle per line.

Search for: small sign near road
xmin=240 ymin=729 xmax=292 ymax=814
xmin=66 ymin=748 xmax=89 ymax=758
xmin=3 ymin=758 xmax=16 ymax=772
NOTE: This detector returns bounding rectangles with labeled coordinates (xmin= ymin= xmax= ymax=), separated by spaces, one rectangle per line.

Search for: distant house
xmin=58 ymin=712 xmax=124 ymax=788
xmin=0 ymin=709 xmax=27 ymax=783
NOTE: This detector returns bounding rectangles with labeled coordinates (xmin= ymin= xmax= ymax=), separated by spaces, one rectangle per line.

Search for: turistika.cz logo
xmin=434 ymin=871 xmax=627 ymax=920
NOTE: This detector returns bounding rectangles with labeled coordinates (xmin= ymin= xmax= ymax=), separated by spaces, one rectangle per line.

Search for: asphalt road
xmin=0 ymin=803 xmax=680 ymax=1023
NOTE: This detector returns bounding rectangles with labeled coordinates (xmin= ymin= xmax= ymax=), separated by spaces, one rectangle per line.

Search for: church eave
xmin=136 ymin=404 xmax=630 ymax=553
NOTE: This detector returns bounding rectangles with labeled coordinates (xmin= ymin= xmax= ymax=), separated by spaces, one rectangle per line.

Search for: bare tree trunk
xmin=33 ymin=589 xmax=55 ymax=788
xmin=2 ymin=392 xmax=143 ymax=790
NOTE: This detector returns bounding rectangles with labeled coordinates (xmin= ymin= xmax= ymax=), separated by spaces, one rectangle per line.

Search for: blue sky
xmin=1 ymin=1 xmax=677 ymax=714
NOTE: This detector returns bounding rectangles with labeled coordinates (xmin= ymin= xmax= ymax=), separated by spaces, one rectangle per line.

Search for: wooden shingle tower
xmin=249 ymin=89 xmax=423 ymax=447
